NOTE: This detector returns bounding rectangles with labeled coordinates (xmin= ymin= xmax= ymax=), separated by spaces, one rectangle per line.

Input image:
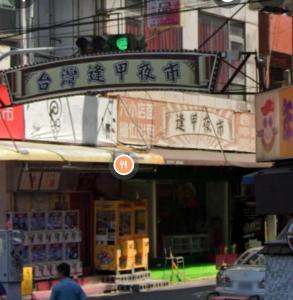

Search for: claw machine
xmin=94 ymin=201 xmax=135 ymax=273
xmin=94 ymin=200 xmax=149 ymax=274
xmin=133 ymin=200 xmax=149 ymax=270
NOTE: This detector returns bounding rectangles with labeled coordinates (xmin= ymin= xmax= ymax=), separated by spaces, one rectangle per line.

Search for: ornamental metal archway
xmin=0 ymin=50 xmax=258 ymax=107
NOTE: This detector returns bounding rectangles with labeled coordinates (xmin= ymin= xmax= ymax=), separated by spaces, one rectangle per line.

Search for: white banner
xmin=165 ymin=110 xmax=233 ymax=142
xmin=25 ymin=96 xmax=117 ymax=146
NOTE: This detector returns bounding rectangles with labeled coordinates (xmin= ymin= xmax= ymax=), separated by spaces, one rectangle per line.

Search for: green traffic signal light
xmin=116 ymin=36 xmax=129 ymax=51
xmin=76 ymin=34 xmax=147 ymax=54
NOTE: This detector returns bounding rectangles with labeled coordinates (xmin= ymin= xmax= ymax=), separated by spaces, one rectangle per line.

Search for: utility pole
xmin=20 ymin=6 xmax=28 ymax=65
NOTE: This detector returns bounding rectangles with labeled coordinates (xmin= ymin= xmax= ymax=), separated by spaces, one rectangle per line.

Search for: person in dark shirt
xmin=50 ymin=263 xmax=86 ymax=300
xmin=0 ymin=282 xmax=6 ymax=300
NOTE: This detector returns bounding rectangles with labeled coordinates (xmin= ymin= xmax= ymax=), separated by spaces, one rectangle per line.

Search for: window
xmin=0 ymin=0 xmax=14 ymax=9
xmin=125 ymin=1 xmax=183 ymax=50
xmin=144 ymin=26 xmax=182 ymax=50
xmin=199 ymin=13 xmax=245 ymax=98
xmin=126 ymin=17 xmax=143 ymax=36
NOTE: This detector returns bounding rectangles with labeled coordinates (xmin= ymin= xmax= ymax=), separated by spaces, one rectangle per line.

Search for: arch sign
xmin=1 ymin=51 xmax=220 ymax=106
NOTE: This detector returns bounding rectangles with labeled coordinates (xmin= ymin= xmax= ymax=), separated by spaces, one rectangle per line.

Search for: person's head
xmin=56 ymin=263 xmax=71 ymax=279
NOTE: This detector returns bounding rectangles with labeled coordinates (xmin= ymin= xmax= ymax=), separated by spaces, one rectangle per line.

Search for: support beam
xmin=221 ymin=53 xmax=251 ymax=93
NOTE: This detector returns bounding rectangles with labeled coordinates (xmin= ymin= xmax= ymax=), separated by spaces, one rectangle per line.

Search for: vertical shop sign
xmin=256 ymin=89 xmax=280 ymax=161
xmin=279 ymin=86 xmax=293 ymax=159
xmin=147 ymin=0 xmax=180 ymax=27
xmin=0 ymin=85 xmax=24 ymax=139
xmin=118 ymin=97 xmax=163 ymax=145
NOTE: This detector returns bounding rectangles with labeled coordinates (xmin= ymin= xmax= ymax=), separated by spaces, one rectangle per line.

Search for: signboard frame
xmin=2 ymin=51 xmax=221 ymax=106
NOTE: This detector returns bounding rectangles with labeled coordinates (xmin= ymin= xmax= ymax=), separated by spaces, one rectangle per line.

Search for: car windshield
xmin=243 ymin=253 xmax=266 ymax=266
xmin=236 ymin=250 xmax=253 ymax=265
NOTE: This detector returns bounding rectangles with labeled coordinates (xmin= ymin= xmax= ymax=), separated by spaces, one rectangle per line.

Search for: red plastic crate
xmin=215 ymin=254 xmax=238 ymax=269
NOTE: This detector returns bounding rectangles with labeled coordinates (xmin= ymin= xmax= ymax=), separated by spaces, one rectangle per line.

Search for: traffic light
xmin=76 ymin=34 xmax=147 ymax=55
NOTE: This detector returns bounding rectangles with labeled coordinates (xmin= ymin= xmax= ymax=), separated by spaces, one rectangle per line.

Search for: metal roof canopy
xmin=255 ymin=166 xmax=293 ymax=214
xmin=152 ymin=148 xmax=271 ymax=169
xmin=0 ymin=140 xmax=164 ymax=165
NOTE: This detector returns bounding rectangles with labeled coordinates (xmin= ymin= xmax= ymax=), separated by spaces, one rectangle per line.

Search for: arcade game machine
xmin=133 ymin=200 xmax=149 ymax=270
xmin=94 ymin=200 xmax=148 ymax=274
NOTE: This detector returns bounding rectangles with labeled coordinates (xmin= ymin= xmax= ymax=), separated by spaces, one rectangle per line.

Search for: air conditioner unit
xmin=283 ymin=0 xmax=293 ymax=12
xmin=249 ymin=0 xmax=286 ymax=12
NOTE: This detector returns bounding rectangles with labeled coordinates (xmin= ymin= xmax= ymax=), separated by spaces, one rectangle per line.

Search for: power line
xmin=0 ymin=0 xmax=263 ymax=41
xmin=198 ymin=3 xmax=246 ymax=49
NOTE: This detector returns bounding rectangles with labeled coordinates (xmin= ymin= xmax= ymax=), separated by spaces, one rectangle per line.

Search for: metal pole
xmin=0 ymin=46 xmax=76 ymax=63
xmin=20 ymin=7 xmax=28 ymax=65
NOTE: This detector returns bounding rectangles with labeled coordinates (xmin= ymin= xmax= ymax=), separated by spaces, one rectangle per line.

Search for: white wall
xmin=0 ymin=45 xmax=10 ymax=70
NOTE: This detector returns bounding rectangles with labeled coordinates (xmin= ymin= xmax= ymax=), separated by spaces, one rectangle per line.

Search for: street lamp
xmin=8 ymin=0 xmax=36 ymax=9
xmin=214 ymin=0 xmax=241 ymax=7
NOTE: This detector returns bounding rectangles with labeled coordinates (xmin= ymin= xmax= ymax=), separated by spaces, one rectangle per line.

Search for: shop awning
xmin=242 ymin=171 xmax=260 ymax=185
xmin=0 ymin=141 xmax=164 ymax=165
xmin=255 ymin=167 xmax=293 ymax=214
xmin=152 ymin=148 xmax=272 ymax=168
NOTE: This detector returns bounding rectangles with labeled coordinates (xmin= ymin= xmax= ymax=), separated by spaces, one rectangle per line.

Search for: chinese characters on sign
xmin=5 ymin=52 xmax=218 ymax=104
xmin=147 ymin=0 xmax=180 ymax=27
xmin=163 ymin=62 xmax=181 ymax=82
xmin=119 ymin=98 xmax=157 ymax=144
xmin=255 ymin=87 xmax=293 ymax=161
xmin=166 ymin=110 xmax=232 ymax=141
xmin=114 ymin=61 xmax=129 ymax=82
xmin=118 ymin=97 xmax=255 ymax=153
xmin=88 ymin=63 xmax=105 ymax=83
xmin=283 ymin=99 xmax=293 ymax=142
xmin=137 ymin=61 xmax=156 ymax=82
xmin=61 ymin=66 xmax=79 ymax=87
xmin=38 ymin=72 xmax=52 ymax=91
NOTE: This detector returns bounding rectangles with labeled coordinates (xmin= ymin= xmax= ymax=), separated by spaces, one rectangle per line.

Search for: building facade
xmin=0 ymin=0 xmax=266 ymax=280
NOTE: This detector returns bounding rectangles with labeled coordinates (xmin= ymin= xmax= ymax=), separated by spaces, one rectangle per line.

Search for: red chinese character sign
xmin=147 ymin=0 xmax=180 ymax=27
xmin=2 ymin=51 xmax=220 ymax=106
xmin=0 ymin=84 xmax=24 ymax=139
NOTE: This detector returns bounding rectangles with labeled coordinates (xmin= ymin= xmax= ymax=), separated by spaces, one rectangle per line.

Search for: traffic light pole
xmin=0 ymin=46 xmax=76 ymax=63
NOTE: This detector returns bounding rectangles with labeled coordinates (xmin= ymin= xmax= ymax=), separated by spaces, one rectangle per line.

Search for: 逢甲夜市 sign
xmin=2 ymin=51 xmax=220 ymax=105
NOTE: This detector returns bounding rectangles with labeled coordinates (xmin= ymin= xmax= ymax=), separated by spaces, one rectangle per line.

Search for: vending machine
xmin=0 ymin=230 xmax=24 ymax=300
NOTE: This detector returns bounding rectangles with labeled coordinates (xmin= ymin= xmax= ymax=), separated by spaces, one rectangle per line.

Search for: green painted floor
xmin=150 ymin=264 xmax=217 ymax=282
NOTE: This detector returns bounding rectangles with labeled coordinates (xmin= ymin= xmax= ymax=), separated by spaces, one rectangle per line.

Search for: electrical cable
xmin=0 ymin=0 xmax=267 ymax=41
xmin=198 ymin=2 xmax=246 ymax=49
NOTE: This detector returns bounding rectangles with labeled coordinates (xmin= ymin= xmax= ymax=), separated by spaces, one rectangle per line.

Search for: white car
xmin=209 ymin=247 xmax=265 ymax=300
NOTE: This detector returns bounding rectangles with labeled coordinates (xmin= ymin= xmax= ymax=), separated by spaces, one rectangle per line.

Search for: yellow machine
xmin=94 ymin=200 xmax=149 ymax=273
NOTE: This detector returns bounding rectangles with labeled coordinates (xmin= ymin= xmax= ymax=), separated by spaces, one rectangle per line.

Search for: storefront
xmin=255 ymin=86 xmax=293 ymax=212
xmin=0 ymin=143 xmax=163 ymax=281
xmin=116 ymin=94 xmax=269 ymax=260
